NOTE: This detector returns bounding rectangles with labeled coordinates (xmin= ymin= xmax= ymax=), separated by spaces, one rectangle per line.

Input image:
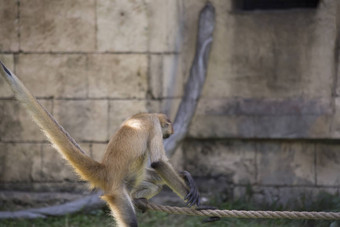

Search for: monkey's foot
xmin=180 ymin=171 xmax=200 ymax=207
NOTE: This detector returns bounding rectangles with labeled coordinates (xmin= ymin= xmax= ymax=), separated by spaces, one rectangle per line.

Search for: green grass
xmin=1 ymin=192 xmax=340 ymax=227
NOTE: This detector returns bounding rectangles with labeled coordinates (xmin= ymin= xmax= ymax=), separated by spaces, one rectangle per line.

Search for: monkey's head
xmin=157 ymin=114 xmax=174 ymax=139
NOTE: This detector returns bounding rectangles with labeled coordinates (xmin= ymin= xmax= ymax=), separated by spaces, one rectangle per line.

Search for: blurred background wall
xmin=1 ymin=0 xmax=340 ymax=208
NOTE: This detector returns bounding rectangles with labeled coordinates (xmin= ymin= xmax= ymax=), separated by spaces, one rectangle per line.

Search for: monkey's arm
xmin=0 ymin=61 xmax=105 ymax=188
xmin=151 ymin=160 xmax=199 ymax=207
xmin=148 ymin=133 xmax=200 ymax=207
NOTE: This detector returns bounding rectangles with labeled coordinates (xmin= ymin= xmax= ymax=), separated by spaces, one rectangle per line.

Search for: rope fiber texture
xmin=136 ymin=200 xmax=340 ymax=220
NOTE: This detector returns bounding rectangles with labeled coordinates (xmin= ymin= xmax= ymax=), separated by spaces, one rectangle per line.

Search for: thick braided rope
xmin=139 ymin=201 xmax=340 ymax=220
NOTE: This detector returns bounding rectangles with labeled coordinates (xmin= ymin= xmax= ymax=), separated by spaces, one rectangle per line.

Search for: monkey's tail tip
xmin=0 ymin=61 xmax=13 ymax=78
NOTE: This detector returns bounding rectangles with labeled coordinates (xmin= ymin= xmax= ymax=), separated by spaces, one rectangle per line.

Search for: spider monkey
xmin=0 ymin=61 xmax=200 ymax=227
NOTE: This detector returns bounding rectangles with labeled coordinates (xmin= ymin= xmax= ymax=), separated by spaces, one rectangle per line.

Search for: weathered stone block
xmin=97 ymin=0 xmax=148 ymax=52
xmin=255 ymin=115 xmax=331 ymax=139
xmin=0 ymin=0 xmax=18 ymax=51
xmin=195 ymin=98 xmax=332 ymax=116
xmin=146 ymin=0 xmax=180 ymax=52
xmin=252 ymin=115 xmax=331 ymax=139
xmin=169 ymin=145 xmax=184 ymax=170
xmin=183 ymin=140 xmax=256 ymax=184
xmin=195 ymin=175 xmax=233 ymax=201
xmin=108 ymin=100 xmax=151 ymax=134
xmin=233 ymin=186 xmax=338 ymax=208
xmin=189 ymin=98 xmax=332 ymax=139
xmin=150 ymin=54 xmax=185 ymax=100
xmin=16 ymin=54 xmax=88 ymax=98
xmin=149 ymin=55 xmax=163 ymax=98
xmin=277 ymin=187 xmax=339 ymax=208
xmin=0 ymin=54 xmax=15 ymax=98
xmin=336 ymin=52 xmax=340 ymax=96
xmin=257 ymin=142 xmax=315 ymax=185
xmin=0 ymin=143 xmax=41 ymax=182
xmin=189 ymin=115 xmax=255 ymax=138
xmin=0 ymin=100 xmax=53 ymax=141
xmin=316 ymin=143 xmax=340 ymax=186
xmin=0 ymin=144 xmax=6 ymax=178
xmin=20 ymin=0 xmax=96 ymax=52
xmin=233 ymin=186 xmax=281 ymax=205
xmin=88 ymin=54 xmax=148 ymax=98
xmin=39 ymin=143 xmax=91 ymax=181
xmin=331 ymin=98 xmax=340 ymax=138
xmin=54 ymin=100 xmax=108 ymax=141
xmin=146 ymin=100 xmax=161 ymax=114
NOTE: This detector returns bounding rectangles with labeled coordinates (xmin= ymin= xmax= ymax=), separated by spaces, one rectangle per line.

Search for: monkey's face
xmin=158 ymin=114 xmax=174 ymax=139
xmin=162 ymin=122 xmax=173 ymax=139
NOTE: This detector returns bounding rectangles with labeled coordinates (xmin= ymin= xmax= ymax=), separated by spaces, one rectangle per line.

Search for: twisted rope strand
xmin=139 ymin=201 xmax=340 ymax=220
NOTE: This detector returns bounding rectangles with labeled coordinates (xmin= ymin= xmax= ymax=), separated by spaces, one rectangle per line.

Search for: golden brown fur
xmin=0 ymin=61 xmax=200 ymax=227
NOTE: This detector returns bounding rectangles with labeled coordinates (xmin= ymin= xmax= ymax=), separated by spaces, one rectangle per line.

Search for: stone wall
xmin=0 ymin=0 xmax=183 ymax=193
xmin=1 ymin=0 xmax=340 ymax=206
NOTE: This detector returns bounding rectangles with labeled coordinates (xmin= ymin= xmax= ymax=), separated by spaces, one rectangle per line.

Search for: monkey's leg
xmin=131 ymin=169 xmax=164 ymax=212
xmin=132 ymin=169 xmax=164 ymax=200
xmin=151 ymin=160 xmax=200 ymax=207
xmin=132 ymin=181 xmax=163 ymax=213
xmin=102 ymin=188 xmax=138 ymax=227
xmin=131 ymin=169 xmax=164 ymax=199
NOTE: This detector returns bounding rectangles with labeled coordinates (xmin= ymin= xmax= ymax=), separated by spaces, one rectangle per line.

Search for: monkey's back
xmin=101 ymin=114 xmax=153 ymax=188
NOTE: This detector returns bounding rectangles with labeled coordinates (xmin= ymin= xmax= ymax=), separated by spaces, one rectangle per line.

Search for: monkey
xmin=0 ymin=61 xmax=200 ymax=227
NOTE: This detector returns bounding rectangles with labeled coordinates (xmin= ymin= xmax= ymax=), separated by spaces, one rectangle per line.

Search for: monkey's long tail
xmin=0 ymin=61 xmax=106 ymax=189
xmin=102 ymin=188 xmax=138 ymax=227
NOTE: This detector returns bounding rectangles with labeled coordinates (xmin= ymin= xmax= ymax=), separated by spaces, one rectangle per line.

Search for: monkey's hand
xmin=133 ymin=198 xmax=149 ymax=213
xmin=180 ymin=171 xmax=200 ymax=207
